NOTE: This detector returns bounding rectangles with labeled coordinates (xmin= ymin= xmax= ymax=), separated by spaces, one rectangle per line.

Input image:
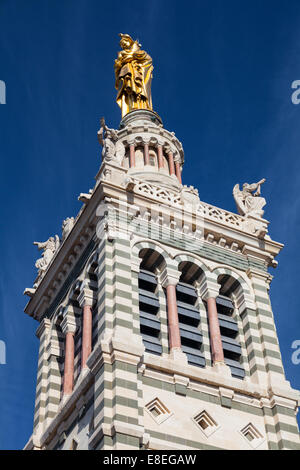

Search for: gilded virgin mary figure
xmin=114 ymin=34 xmax=153 ymax=117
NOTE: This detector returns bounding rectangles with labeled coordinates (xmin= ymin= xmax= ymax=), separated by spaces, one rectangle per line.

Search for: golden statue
xmin=114 ymin=34 xmax=153 ymax=117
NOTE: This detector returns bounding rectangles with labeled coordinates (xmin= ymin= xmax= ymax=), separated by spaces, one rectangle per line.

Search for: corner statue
xmin=33 ymin=235 xmax=60 ymax=287
xmin=233 ymin=179 xmax=266 ymax=218
xmin=114 ymin=33 xmax=153 ymax=117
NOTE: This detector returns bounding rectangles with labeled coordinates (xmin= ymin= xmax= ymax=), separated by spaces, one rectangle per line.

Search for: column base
xmin=212 ymin=361 xmax=232 ymax=377
xmin=79 ymin=366 xmax=90 ymax=379
xmin=59 ymin=393 xmax=71 ymax=409
xmin=169 ymin=348 xmax=188 ymax=364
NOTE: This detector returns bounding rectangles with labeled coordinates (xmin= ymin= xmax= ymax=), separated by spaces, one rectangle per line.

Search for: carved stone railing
xmin=131 ymin=179 xmax=182 ymax=205
xmin=196 ymin=201 xmax=244 ymax=228
xmin=128 ymin=178 xmax=268 ymax=237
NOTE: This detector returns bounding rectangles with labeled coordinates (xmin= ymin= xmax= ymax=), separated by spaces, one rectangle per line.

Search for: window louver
xmin=139 ymin=270 xmax=162 ymax=356
xmin=175 ymin=282 xmax=205 ymax=367
xmin=216 ymin=295 xmax=245 ymax=379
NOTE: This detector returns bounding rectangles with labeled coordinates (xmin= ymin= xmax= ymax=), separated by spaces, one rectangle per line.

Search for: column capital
xmin=35 ymin=318 xmax=51 ymax=339
xmin=61 ymin=307 xmax=78 ymax=335
xmin=246 ymin=267 xmax=273 ymax=286
xmin=195 ymin=277 xmax=220 ymax=301
xmin=164 ymin=144 xmax=172 ymax=154
xmin=158 ymin=266 xmax=180 ymax=288
xmin=78 ymin=285 xmax=95 ymax=308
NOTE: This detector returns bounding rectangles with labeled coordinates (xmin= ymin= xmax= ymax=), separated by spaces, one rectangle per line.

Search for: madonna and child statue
xmin=114 ymin=33 xmax=153 ymax=117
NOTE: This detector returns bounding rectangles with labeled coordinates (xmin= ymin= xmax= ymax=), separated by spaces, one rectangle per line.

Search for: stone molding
xmin=35 ymin=318 xmax=51 ymax=339
xmin=61 ymin=307 xmax=78 ymax=335
xmin=159 ymin=266 xmax=181 ymax=288
xmin=78 ymin=284 xmax=95 ymax=308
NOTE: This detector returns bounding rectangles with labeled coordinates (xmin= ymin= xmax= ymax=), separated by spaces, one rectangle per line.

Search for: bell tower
xmin=23 ymin=35 xmax=300 ymax=451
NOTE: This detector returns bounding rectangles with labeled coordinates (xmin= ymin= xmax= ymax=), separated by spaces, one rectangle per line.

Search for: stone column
xmin=198 ymin=277 xmax=231 ymax=375
xmin=129 ymin=142 xmax=135 ymax=168
xmin=165 ymin=284 xmax=181 ymax=349
xmin=157 ymin=144 xmax=164 ymax=169
xmin=61 ymin=311 xmax=77 ymax=396
xmin=166 ymin=147 xmax=175 ymax=176
xmin=175 ymin=161 xmax=182 ymax=184
xmin=78 ymin=286 xmax=94 ymax=370
xmin=143 ymin=141 xmax=150 ymax=166
xmin=205 ymin=296 xmax=224 ymax=363
xmin=160 ymin=268 xmax=187 ymax=363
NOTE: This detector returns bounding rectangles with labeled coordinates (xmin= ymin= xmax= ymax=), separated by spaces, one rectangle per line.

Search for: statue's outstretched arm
xmin=33 ymin=241 xmax=47 ymax=250
xmin=253 ymin=178 xmax=266 ymax=196
xmin=257 ymin=178 xmax=266 ymax=185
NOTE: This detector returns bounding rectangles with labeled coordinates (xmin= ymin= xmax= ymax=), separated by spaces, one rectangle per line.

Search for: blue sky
xmin=1 ymin=0 xmax=300 ymax=449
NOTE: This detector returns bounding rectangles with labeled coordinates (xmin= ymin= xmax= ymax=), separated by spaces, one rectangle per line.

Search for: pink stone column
xmin=166 ymin=284 xmax=181 ymax=350
xmin=168 ymin=151 xmax=175 ymax=176
xmin=129 ymin=143 xmax=135 ymax=168
xmin=175 ymin=161 xmax=182 ymax=184
xmin=144 ymin=142 xmax=150 ymax=166
xmin=81 ymin=304 xmax=93 ymax=369
xmin=157 ymin=145 xmax=164 ymax=169
xmin=63 ymin=331 xmax=75 ymax=396
xmin=206 ymin=297 xmax=224 ymax=363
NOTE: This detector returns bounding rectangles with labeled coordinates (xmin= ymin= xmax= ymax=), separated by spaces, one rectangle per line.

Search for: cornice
xmin=24 ymin=162 xmax=283 ymax=321
xmin=24 ymin=183 xmax=104 ymax=320
xmin=100 ymin=175 xmax=283 ymax=263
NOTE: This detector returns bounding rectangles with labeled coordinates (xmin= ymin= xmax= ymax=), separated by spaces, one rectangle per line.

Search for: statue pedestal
xmin=244 ymin=214 xmax=269 ymax=239
xmin=120 ymin=109 xmax=163 ymax=129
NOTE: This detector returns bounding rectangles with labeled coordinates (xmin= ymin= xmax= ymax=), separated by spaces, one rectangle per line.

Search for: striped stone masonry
xmin=33 ymin=318 xmax=51 ymax=436
xmin=246 ymin=268 xmax=287 ymax=385
xmin=24 ymin=110 xmax=299 ymax=450
xmin=78 ymin=285 xmax=95 ymax=369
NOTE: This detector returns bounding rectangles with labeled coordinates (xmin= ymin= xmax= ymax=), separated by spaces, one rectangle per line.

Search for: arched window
xmin=215 ymin=275 xmax=246 ymax=379
xmin=138 ymin=249 xmax=164 ymax=356
xmin=135 ymin=146 xmax=144 ymax=168
xmin=176 ymin=262 xmax=206 ymax=367
xmin=149 ymin=148 xmax=158 ymax=168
